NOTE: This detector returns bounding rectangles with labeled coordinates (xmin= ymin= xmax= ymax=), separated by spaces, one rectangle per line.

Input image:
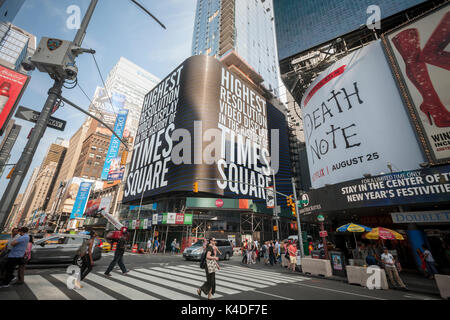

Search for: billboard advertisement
xmin=107 ymin=156 xmax=126 ymax=181
xmin=85 ymin=198 xmax=101 ymax=217
xmin=299 ymin=165 xmax=450 ymax=215
xmin=101 ymin=108 xmax=128 ymax=180
xmin=382 ymin=3 xmax=450 ymax=164
xmin=300 ymin=40 xmax=425 ymax=189
xmin=0 ymin=65 xmax=30 ymax=136
xmin=70 ymin=182 xmax=93 ymax=219
xmin=123 ymin=55 xmax=290 ymax=203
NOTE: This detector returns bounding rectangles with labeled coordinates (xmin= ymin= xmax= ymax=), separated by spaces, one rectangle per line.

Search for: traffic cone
xmin=112 ymin=242 xmax=117 ymax=251
xmin=132 ymin=244 xmax=138 ymax=253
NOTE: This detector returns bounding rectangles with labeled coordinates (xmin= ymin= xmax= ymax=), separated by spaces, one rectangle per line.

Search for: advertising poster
xmin=123 ymin=55 xmax=290 ymax=203
xmin=101 ymin=107 xmax=128 ymax=180
xmin=383 ymin=4 xmax=450 ymax=164
xmin=153 ymin=213 xmax=158 ymax=225
xmin=85 ymin=198 xmax=101 ymax=217
xmin=70 ymin=182 xmax=93 ymax=219
xmin=98 ymin=196 xmax=112 ymax=215
xmin=300 ymin=41 xmax=424 ymax=189
xmin=184 ymin=214 xmax=193 ymax=225
xmin=0 ymin=65 xmax=30 ymax=136
xmin=175 ymin=213 xmax=184 ymax=225
xmin=107 ymin=156 xmax=126 ymax=181
xmin=300 ymin=165 xmax=450 ymax=215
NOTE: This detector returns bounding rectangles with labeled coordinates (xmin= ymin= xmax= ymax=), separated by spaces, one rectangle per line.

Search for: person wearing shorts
xmin=288 ymin=242 xmax=297 ymax=272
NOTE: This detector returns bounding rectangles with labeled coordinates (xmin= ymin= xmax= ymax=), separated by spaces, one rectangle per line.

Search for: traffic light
xmin=286 ymin=195 xmax=293 ymax=207
xmin=286 ymin=195 xmax=297 ymax=217
xmin=193 ymin=182 xmax=199 ymax=193
xmin=121 ymin=151 xmax=129 ymax=166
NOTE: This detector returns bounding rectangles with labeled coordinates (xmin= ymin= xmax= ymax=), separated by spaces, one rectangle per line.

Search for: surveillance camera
xmin=64 ymin=64 xmax=78 ymax=80
xmin=21 ymin=56 xmax=35 ymax=72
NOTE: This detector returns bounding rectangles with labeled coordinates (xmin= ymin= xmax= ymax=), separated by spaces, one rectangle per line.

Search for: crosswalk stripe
xmin=223 ymin=264 xmax=310 ymax=281
xmin=181 ymin=265 xmax=268 ymax=288
xmin=212 ymin=268 xmax=290 ymax=285
xmin=150 ymin=267 xmax=240 ymax=295
xmin=131 ymin=270 xmax=207 ymax=299
xmin=25 ymin=275 xmax=70 ymax=300
xmin=165 ymin=266 xmax=259 ymax=292
xmin=51 ymin=274 xmax=116 ymax=300
xmin=218 ymin=267 xmax=295 ymax=283
xmin=86 ymin=273 xmax=156 ymax=300
xmin=111 ymin=271 xmax=197 ymax=300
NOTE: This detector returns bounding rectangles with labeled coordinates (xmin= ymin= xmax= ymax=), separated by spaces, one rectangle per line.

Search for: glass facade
xmin=0 ymin=0 xmax=25 ymax=23
xmin=0 ymin=22 xmax=28 ymax=67
xmin=192 ymin=0 xmax=281 ymax=97
xmin=273 ymin=0 xmax=427 ymax=60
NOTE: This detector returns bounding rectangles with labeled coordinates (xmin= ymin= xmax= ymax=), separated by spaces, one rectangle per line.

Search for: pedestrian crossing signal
xmin=193 ymin=182 xmax=199 ymax=193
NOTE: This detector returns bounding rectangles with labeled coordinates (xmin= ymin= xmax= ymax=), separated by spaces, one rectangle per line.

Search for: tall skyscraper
xmin=192 ymin=0 xmax=281 ymax=97
xmin=0 ymin=21 xmax=36 ymax=73
xmin=100 ymin=57 xmax=160 ymax=139
xmin=20 ymin=140 xmax=67 ymax=222
xmin=0 ymin=0 xmax=25 ymax=23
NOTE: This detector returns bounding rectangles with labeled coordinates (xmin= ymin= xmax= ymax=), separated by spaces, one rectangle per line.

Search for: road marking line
xmin=404 ymin=294 xmax=439 ymax=300
xmin=52 ymin=274 xmax=116 ymax=300
xmin=149 ymin=267 xmax=240 ymax=295
xmin=217 ymin=268 xmax=293 ymax=284
xmin=222 ymin=265 xmax=306 ymax=282
xmin=25 ymin=275 xmax=70 ymax=300
xmin=182 ymin=265 xmax=268 ymax=288
xmin=292 ymin=283 xmax=387 ymax=300
xmin=223 ymin=264 xmax=311 ymax=281
xmin=86 ymin=273 xmax=156 ymax=300
xmin=165 ymin=266 xmax=258 ymax=291
xmin=131 ymin=270 xmax=205 ymax=299
xmin=252 ymin=290 xmax=294 ymax=300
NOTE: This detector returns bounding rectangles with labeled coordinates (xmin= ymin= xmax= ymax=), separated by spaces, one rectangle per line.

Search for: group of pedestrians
xmin=240 ymin=239 xmax=299 ymax=273
xmin=0 ymin=227 xmax=33 ymax=288
xmin=146 ymin=238 xmax=167 ymax=254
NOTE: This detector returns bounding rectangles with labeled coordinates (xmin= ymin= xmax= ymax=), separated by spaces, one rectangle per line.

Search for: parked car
xmin=183 ymin=239 xmax=233 ymax=261
xmin=29 ymin=234 xmax=102 ymax=266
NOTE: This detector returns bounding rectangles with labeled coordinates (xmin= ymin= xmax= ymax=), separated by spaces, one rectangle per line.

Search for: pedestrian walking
xmin=269 ymin=241 xmax=275 ymax=266
xmin=241 ymin=240 xmax=248 ymax=264
xmin=422 ymin=244 xmax=438 ymax=279
xmin=153 ymin=238 xmax=159 ymax=254
xmin=288 ymin=241 xmax=297 ymax=272
xmin=171 ymin=239 xmax=177 ymax=255
xmin=105 ymin=231 xmax=129 ymax=277
xmin=416 ymin=248 xmax=428 ymax=277
xmin=262 ymin=242 xmax=268 ymax=265
xmin=16 ymin=235 xmax=33 ymax=285
xmin=281 ymin=241 xmax=289 ymax=268
xmin=146 ymin=238 xmax=152 ymax=254
xmin=1 ymin=227 xmax=30 ymax=288
xmin=76 ymin=230 xmax=98 ymax=288
xmin=381 ymin=247 xmax=407 ymax=289
xmin=197 ymin=238 xmax=220 ymax=300
xmin=0 ymin=228 xmax=19 ymax=280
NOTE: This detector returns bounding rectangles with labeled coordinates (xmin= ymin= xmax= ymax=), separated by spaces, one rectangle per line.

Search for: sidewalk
xmin=233 ymin=259 xmax=441 ymax=297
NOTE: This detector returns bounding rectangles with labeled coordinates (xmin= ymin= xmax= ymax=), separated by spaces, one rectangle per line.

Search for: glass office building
xmin=273 ymin=0 xmax=427 ymax=60
xmin=0 ymin=0 xmax=25 ymax=23
xmin=0 ymin=22 xmax=36 ymax=73
xmin=192 ymin=0 xmax=281 ymax=96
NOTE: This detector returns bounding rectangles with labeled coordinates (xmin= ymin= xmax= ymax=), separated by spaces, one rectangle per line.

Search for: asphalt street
xmin=0 ymin=252 xmax=443 ymax=301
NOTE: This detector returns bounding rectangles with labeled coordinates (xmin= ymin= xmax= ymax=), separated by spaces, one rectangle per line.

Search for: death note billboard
xmin=123 ymin=55 xmax=286 ymax=203
xmin=300 ymin=41 xmax=425 ymax=189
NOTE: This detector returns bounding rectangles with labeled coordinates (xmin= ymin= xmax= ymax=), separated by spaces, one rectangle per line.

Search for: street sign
xmin=320 ymin=231 xmax=328 ymax=238
xmin=15 ymin=106 xmax=66 ymax=131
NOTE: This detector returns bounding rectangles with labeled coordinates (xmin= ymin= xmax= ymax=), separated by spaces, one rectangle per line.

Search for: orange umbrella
xmin=364 ymin=227 xmax=404 ymax=240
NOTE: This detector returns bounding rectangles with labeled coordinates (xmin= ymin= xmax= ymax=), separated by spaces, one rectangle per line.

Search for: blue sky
xmin=0 ymin=0 xmax=196 ymax=195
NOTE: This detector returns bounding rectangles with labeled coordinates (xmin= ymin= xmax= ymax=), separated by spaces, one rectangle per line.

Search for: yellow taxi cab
xmin=0 ymin=234 xmax=11 ymax=251
xmin=98 ymin=238 xmax=112 ymax=252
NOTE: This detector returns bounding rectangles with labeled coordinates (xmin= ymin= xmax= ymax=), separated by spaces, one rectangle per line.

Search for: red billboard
xmin=0 ymin=65 xmax=30 ymax=136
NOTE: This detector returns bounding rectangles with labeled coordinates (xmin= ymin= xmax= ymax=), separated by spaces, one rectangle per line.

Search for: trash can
xmin=329 ymin=251 xmax=346 ymax=277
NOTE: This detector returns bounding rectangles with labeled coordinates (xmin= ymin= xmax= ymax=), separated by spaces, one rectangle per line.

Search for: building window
xmin=89 ymin=154 xmax=95 ymax=158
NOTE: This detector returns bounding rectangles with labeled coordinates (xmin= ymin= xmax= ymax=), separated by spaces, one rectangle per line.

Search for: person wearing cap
xmin=381 ymin=247 xmax=407 ymax=290
xmin=104 ymin=231 xmax=129 ymax=277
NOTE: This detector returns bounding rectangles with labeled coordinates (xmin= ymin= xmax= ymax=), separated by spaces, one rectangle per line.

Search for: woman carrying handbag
xmin=197 ymin=238 xmax=220 ymax=300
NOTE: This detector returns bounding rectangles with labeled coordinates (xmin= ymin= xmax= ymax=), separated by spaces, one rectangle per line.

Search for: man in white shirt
xmin=381 ymin=248 xmax=407 ymax=289
xmin=146 ymin=239 xmax=152 ymax=254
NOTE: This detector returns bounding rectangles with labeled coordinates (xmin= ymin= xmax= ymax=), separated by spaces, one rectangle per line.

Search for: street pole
xmin=0 ymin=0 xmax=99 ymax=231
xmin=291 ymin=178 xmax=305 ymax=258
xmin=132 ymin=189 xmax=145 ymax=247
xmin=272 ymin=170 xmax=280 ymax=241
